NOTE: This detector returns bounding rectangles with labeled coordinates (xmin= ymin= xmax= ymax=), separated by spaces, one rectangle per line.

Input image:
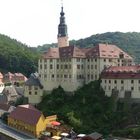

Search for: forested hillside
xmin=0 ymin=34 xmax=39 ymax=76
xmin=37 ymin=32 xmax=140 ymax=63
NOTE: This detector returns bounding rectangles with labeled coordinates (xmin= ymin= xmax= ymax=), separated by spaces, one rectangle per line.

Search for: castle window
xmin=35 ymin=92 xmax=37 ymax=95
xmin=50 ymin=59 xmax=53 ymax=62
xmin=77 ymin=65 xmax=80 ymax=69
xmin=87 ymin=65 xmax=90 ymax=69
xmin=104 ymin=59 xmax=106 ymax=62
xmin=61 ymin=65 xmax=63 ymax=69
xmin=64 ymin=75 xmax=67 ymax=78
xmin=109 ymin=59 xmax=112 ymax=62
xmin=40 ymin=59 xmax=42 ymax=63
xmin=64 ymin=65 xmax=68 ymax=69
xmin=131 ymin=80 xmax=134 ymax=84
xmin=109 ymin=80 xmax=111 ymax=84
xmin=91 ymin=75 xmax=93 ymax=79
xmin=52 ymin=74 xmax=54 ymax=78
xmin=81 ymin=65 xmax=84 ymax=69
xmin=105 ymin=80 xmax=106 ymax=83
xmin=87 ymin=74 xmax=90 ymax=79
xmin=95 ymin=59 xmax=97 ymax=62
xmin=50 ymin=64 xmax=53 ymax=69
xmin=91 ymin=65 xmax=93 ymax=69
xmin=40 ymin=64 xmax=42 ymax=69
xmin=131 ymin=87 xmax=134 ymax=91
xmin=29 ymin=91 xmax=32 ymax=95
xmin=57 ymin=64 xmax=59 ymax=69
xmin=87 ymin=59 xmax=90 ymax=62
xmin=139 ymin=80 xmax=140 ymax=83
xmin=114 ymin=80 xmax=117 ymax=84
xmin=69 ymin=65 xmax=71 ymax=69
xmin=121 ymin=80 xmax=124 ymax=84
xmin=108 ymin=86 xmax=111 ymax=90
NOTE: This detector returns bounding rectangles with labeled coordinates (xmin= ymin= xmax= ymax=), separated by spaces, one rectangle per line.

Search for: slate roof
xmin=101 ymin=65 xmax=140 ymax=79
xmin=9 ymin=105 xmax=42 ymax=125
xmin=25 ymin=73 xmax=43 ymax=89
xmin=42 ymin=43 xmax=132 ymax=60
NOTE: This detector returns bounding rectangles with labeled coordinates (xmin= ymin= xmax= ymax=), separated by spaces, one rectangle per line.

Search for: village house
xmin=3 ymin=72 xmax=27 ymax=84
xmin=8 ymin=104 xmax=57 ymax=138
xmin=0 ymin=103 xmax=15 ymax=117
xmin=24 ymin=73 xmax=43 ymax=105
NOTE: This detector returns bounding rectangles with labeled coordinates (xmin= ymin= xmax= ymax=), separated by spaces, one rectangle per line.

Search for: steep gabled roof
xmin=9 ymin=105 xmax=42 ymax=125
xmin=85 ymin=44 xmax=132 ymax=59
xmin=25 ymin=73 xmax=43 ymax=89
xmin=42 ymin=43 xmax=132 ymax=60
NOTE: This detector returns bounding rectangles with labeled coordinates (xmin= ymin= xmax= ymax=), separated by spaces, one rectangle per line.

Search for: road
xmin=0 ymin=120 xmax=37 ymax=140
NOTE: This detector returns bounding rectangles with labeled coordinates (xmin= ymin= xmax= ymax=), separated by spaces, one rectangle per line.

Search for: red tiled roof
xmin=42 ymin=43 xmax=132 ymax=59
xmin=86 ymin=44 xmax=132 ymax=59
xmin=9 ymin=105 xmax=42 ymax=125
xmin=43 ymin=48 xmax=59 ymax=59
xmin=59 ymin=46 xmax=74 ymax=58
xmin=101 ymin=65 xmax=140 ymax=79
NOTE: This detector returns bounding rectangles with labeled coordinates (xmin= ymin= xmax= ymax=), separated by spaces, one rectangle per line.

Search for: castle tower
xmin=57 ymin=3 xmax=69 ymax=48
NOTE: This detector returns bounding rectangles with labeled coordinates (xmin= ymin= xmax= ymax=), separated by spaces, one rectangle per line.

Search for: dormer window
xmin=119 ymin=52 xmax=124 ymax=59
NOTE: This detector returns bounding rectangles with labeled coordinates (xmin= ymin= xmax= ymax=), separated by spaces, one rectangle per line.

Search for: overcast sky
xmin=0 ymin=0 xmax=140 ymax=47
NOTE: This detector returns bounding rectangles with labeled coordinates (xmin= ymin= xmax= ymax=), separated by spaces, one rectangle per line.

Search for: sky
xmin=0 ymin=0 xmax=140 ymax=47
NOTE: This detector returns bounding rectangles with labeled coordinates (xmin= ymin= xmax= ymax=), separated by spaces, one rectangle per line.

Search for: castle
xmin=38 ymin=5 xmax=133 ymax=93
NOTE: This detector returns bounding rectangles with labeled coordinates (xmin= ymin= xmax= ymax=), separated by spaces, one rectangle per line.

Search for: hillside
xmin=37 ymin=32 xmax=140 ymax=63
xmin=0 ymin=34 xmax=39 ymax=76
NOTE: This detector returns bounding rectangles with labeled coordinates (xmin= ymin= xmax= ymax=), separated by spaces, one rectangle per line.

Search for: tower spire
xmin=57 ymin=0 xmax=69 ymax=47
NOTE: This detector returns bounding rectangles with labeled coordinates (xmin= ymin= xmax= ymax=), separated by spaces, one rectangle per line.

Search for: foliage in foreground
xmin=38 ymin=81 xmax=115 ymax=135
xmin=38 ymin=81 xmax=140 ymax=138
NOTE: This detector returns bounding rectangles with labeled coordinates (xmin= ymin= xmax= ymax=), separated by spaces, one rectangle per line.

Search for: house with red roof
xmin=8 ymin=104 xmax=57 ymax=138
xmin=38 ymin=5 xmax=133 ymax=92
xmin=3 ymin=72 xmax=27 ymax=84
xmin=8 ymin=104 xmax=46 ymax=137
